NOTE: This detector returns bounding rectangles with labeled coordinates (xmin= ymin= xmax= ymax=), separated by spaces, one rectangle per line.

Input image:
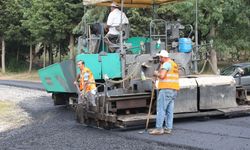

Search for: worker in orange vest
xmin=149 ymin=50 xmax=180 ymax=135
xmin=75 ymin=60 xmax=97 ymax=106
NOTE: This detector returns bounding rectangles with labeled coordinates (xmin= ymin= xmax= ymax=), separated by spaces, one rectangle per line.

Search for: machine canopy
xmin=83 ymin=0 xmax=184 ymax=8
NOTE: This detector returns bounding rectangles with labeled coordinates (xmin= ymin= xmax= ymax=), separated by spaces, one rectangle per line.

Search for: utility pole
xmin=120 ymin=0 xmax=126 ymax=78
xmin=194 ymin=0 xmax=199 ymax=73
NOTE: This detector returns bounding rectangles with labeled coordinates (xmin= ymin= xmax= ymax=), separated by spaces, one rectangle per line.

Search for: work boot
xmin=164 ymin=128 xmax=172 ymax=134
xmin=149 ymin=128 xmax=164 ymax=135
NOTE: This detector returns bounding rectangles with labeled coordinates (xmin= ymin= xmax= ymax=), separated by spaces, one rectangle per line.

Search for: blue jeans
xmin=156 ymin=89 xmax=177 ymax=129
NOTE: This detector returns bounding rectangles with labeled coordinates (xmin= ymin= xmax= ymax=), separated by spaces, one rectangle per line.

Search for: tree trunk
xmin=28 ymin=44 xmax=33 ymax=73
xmin=51 ymin=44 xmax=54 ymax=64
xmin=43 ymin=44 xmax=46 ymax=68
xmin=35 ymin=42 xmax=42 ymax=59
xmin=210 ymin=49 xmax=218 ymax=74
xmin=209 ymin=24 xmax=216 ymax=38
xmin=48 ymin=46 xmax=51 ymax=65
xmin=69 ymin=34 xmax=75 ymax=59
xmin=59 ymin=43 xmax=61 ymax=62
xmin=16 ymin=47 xmax=20 ymax=62
xmin=244 ymin=49 xmax=247 ymax=61
xmin=48 ymin=44 xmax=53 ymax=65
xmin=208 ymin=24 xmax=218 ymax=74
xmin=1 ymin=37 xmax=6 ymax=73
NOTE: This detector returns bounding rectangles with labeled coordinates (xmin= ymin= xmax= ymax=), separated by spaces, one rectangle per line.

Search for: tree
xmin=157 ymin=0 xmax=250 ymax=61
xmin=1 ymin=0 xmax=249 ymax=74
xmin=0 ymin=0 xmax=24 ymax=73
xmin=22 ymin=0 xmax=84 ymax=64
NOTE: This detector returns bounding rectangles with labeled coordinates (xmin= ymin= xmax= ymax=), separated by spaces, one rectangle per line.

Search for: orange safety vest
xmin=158 ymin=59 xmax=180 ymax=90
xmin=79 ymin=67 xmax=96 ymax=93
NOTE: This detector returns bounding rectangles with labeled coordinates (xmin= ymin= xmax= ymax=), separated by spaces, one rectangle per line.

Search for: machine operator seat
xmin=119 ymin=23 xmax=130 ymax=40
xmin=88 ymin=23 xmax=103 ymax=54
xmin=108 ymin=24 xmax=130 ymax=52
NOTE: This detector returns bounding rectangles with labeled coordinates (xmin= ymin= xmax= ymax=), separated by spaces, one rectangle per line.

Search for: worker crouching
xmin=75 ymin=60 xmax=97 ymax=107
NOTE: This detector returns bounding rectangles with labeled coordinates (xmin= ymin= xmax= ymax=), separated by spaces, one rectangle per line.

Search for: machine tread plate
xmin=117 ymin=111 xmax=225 ymax=127
xmin=217 ymin=105 xmax=250 ymax=115
xmin=116 ymin=106 xmax=250 ymax=127
xmin=117 ymin=113 xmax=155 ymax=122
xmin=109 ymin=92 xmax=150 ymax=98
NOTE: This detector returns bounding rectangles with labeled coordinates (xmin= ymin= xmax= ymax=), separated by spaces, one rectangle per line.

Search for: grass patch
xmin=0 ymin=100 xmax=31 ymax=132
xmin=0 ymin=101 xmax=15 ymax=116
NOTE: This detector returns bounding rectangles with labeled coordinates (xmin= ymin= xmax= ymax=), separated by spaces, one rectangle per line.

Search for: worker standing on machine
xmin=74 ymin=60 xmax=97 ymax=106
xmin=104 ymin=2 xmax=129 ymax=52
xmin=149 ymin=50 xmax=180 ymax=135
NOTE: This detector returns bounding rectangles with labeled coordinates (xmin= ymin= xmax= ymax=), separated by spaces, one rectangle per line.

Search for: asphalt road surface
xmin=0 ymin=81 xmax=250 ymax=150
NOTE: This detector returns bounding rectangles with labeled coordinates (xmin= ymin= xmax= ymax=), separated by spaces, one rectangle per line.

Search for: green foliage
xmin=6 ymin=58 xmax=28 ymax=72
xmin=83 ymin=6 xmax=108 ymax=23
xmin=157 ymin=0 xmax=194 ymax=22
xmin=214 ymin=0 xmax=250 ymax=53
xmin=127 ymin=8 xmax=153 ymax=36
xmin=21 ymin=0 xmax=84 ymax=44
xmin=157 ymin=0 xmax=250 ymax=56
xmin=73 ymin=6 xmax=108 ymax=34
xmin=0 ymin=0 xmax=23 ymax=41
xmin=1 ymin=0 xmax=250 ymax=70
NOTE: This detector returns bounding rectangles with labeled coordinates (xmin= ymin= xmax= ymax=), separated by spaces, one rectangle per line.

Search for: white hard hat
xmin=156 ymin=50 xmax=169 ymax=58
xmin=111 ymin=2 xmax=119 ymax=7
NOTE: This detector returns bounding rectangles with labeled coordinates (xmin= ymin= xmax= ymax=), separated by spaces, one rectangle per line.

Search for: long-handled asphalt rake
xmin=138 ymin=83 xmax=155 ymax=134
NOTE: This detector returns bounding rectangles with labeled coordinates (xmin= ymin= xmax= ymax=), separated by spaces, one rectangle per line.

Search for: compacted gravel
xmin=0 ymin=85 xmax=191 ymax=150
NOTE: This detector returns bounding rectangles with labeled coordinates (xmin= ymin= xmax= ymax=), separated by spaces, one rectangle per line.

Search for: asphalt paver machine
xmin=38 ymin=0 xmax=250 ymax=129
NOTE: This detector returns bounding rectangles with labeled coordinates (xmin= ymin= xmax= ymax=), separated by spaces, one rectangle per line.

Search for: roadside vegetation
xmin=0 ymin=0 xmax=249 ymax=75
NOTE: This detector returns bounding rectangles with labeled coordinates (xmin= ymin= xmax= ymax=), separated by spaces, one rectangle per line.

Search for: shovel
xmin=138 ymin=83 xmax=155 ymax=134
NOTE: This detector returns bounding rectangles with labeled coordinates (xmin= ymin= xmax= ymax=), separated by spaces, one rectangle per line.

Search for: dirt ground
xmin=0 ymin=85 xmax=186 ymax=150
xmin=0 ymin=71 xmax=40 ymax=82
xmin=0 ymin=72 xmax=42 ymax=132
xmin=0 ymin=84 xmax=49 ymax=132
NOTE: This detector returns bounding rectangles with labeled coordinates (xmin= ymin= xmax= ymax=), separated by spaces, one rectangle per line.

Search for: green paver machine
xmin=38 ymin=0 xmax=250 ymax=129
